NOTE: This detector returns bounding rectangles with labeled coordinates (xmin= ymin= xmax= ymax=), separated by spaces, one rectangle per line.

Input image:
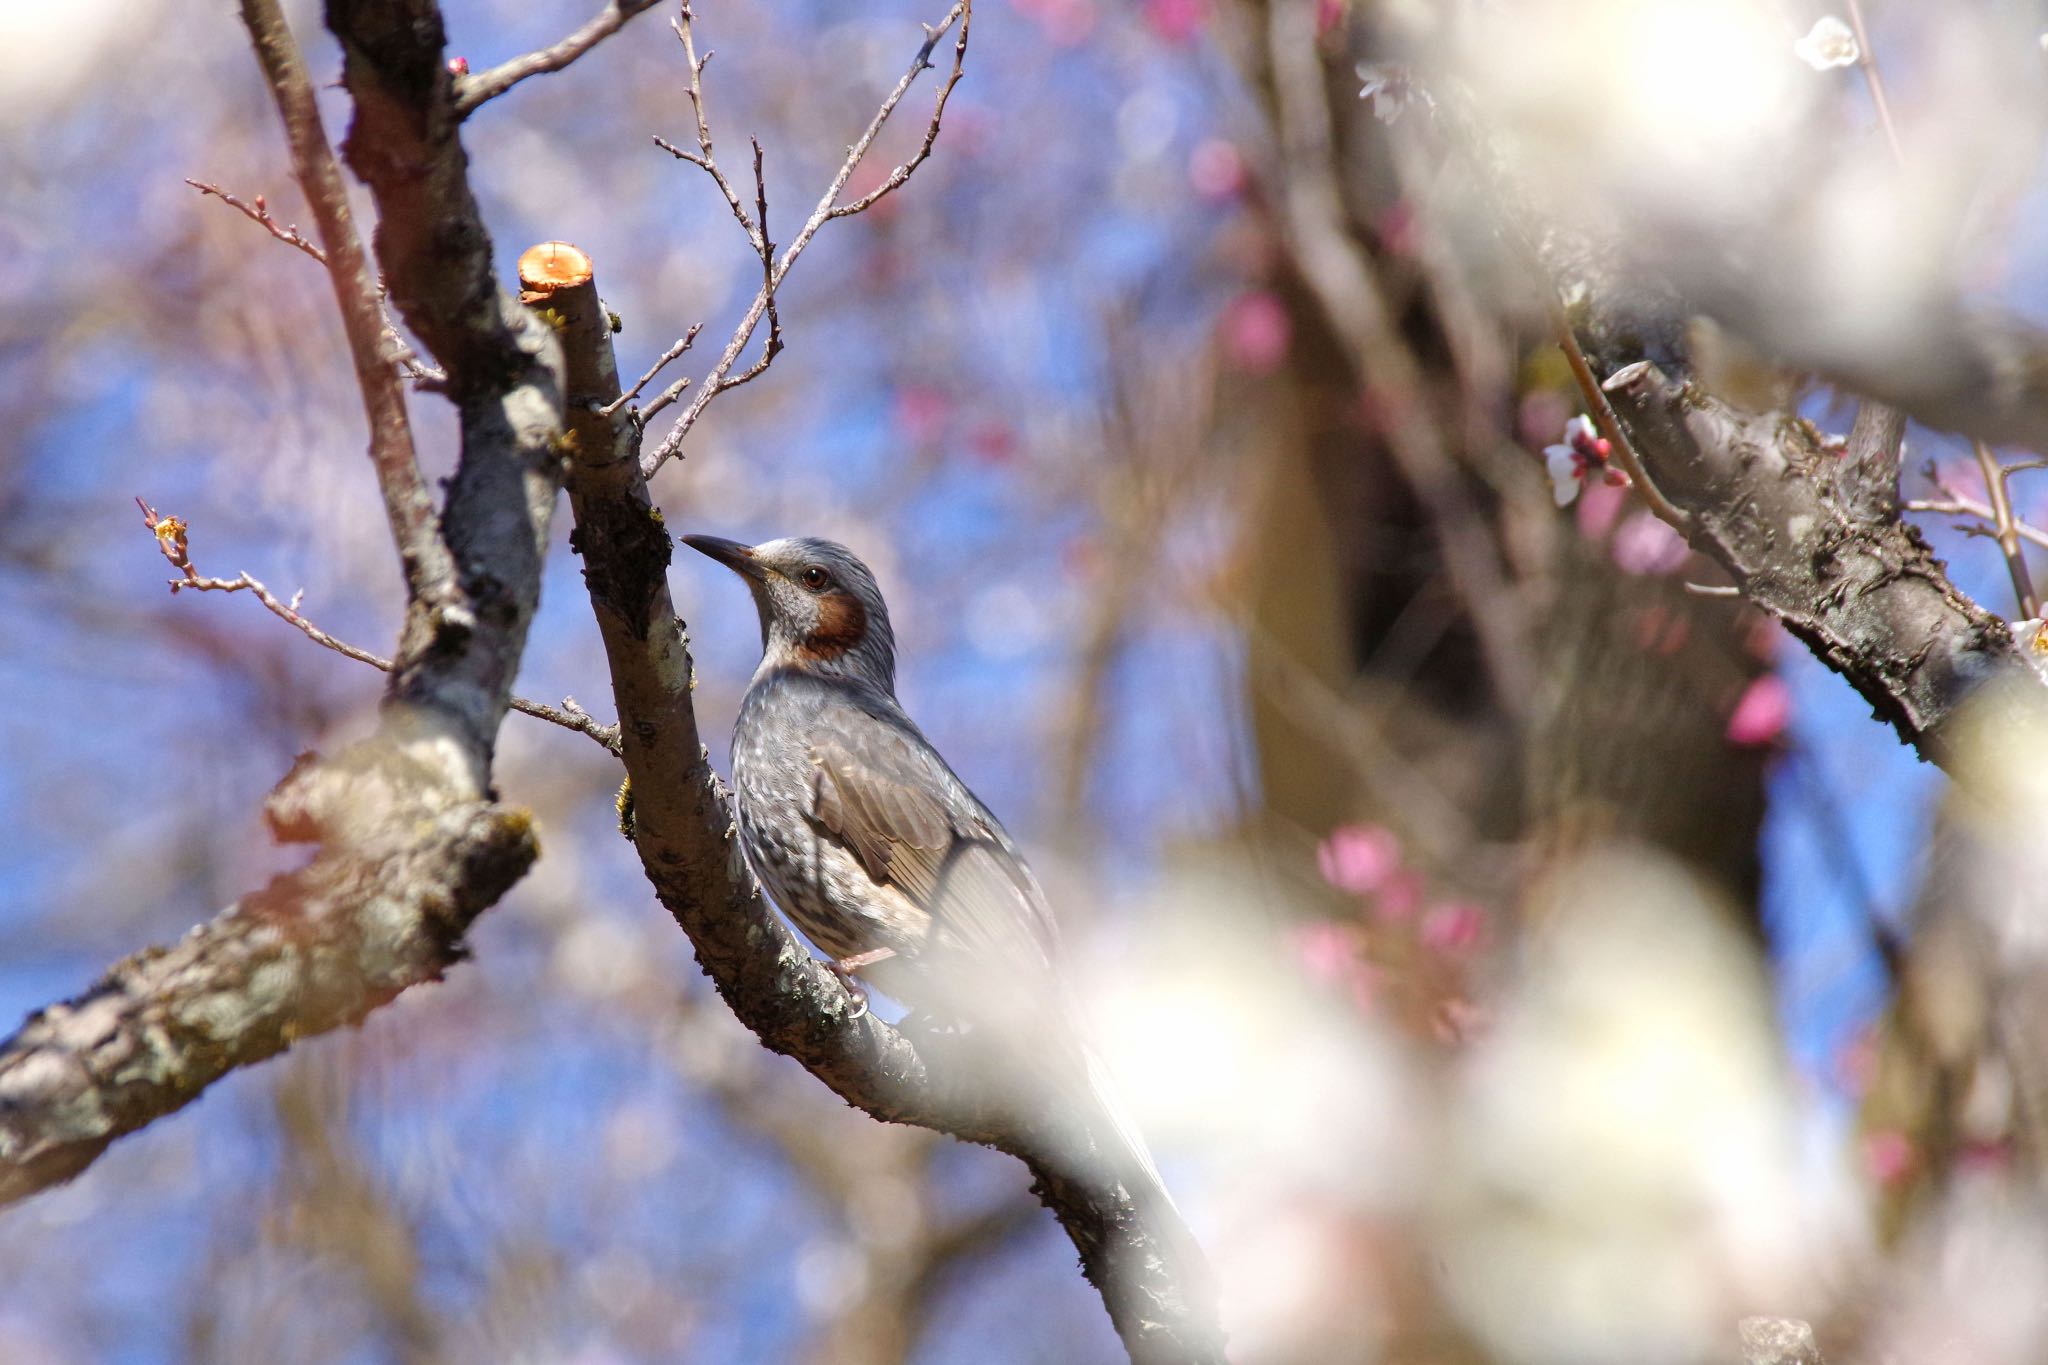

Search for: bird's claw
xmin=829 ymin=964 xmax=870 ymax=1019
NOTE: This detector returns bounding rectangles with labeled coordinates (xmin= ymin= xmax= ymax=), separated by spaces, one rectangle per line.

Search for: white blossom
xmin=1794 ymin=16 xmax=1860 ymax=71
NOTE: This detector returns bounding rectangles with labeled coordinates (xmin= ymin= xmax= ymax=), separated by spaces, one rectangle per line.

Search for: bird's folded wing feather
xmin=810 ymin=723 xmax=1057 ymax=971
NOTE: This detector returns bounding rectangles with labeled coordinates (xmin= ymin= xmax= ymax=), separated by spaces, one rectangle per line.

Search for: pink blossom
xmin=1288 ymin=921 xmax=1377 ymax=1013
xmin=1316 ymin=824 xmax=1400 ymax=896
xmin=1725 ymin=674 xmax=1791 ymax=747
xmin=1611 ymin=510 xmax=1689 ymax=575
xmin=967 ymin=419 xmax=1016 ymax=464
xmin=1144 ymin=0 xmax=1205 ymax=43
xmin=1315 ymin=0 xmax=1344 ymax=37
xmin=1862 ymin=1129 xmax=1917 ymax=1188
xmin=1575 ymin=480 xmax=1628 ymax=538
xmin=1220 ymin=291 xmax=1291 ymax=374
xmin=1420 ymin=902 xmax=1487 ymax=956
xmin=1016 ymin=0 xmax=1098 ymax=46
xmin=1289 ymin=920 xmax=1357 ymax=980
xmin=1373 ymin=867 xmax=1421 ymax=923
xmin=1187 ymin=139 xmax=1246 ymax=200
xmin=893 ymin=385 xmax=949 ymax=446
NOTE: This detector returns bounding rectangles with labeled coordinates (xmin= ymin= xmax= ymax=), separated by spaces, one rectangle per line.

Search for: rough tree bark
xmin=0 ymin=0 xmax=563 ymax=1207
xmin=524 ymin=240 xmax=1227 ymax=1365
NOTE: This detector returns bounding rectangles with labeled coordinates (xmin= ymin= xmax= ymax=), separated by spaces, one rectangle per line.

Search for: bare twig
xmin=186 ymin=178 xmax=325 ymax=262
xmin=659 ymin=7 xmax=756 ymax=234
xmin=186 ymin=178 xmax=446 ymax=389
xmin=721 ymin=135 xmax=783 ymax=393
xmin=825 ymin=10 xmax=973 ymax=220
xmin=1842 ymin=0 xmax=1904 ymax=165
xmin=1970 ymin=440 xmax=2041 ymax=617
xmin=600 ymin=323 xmax=701 ymax=418
xmin=1904 ymin=496 xmax=2048 ymax=550
xmin=643 ymin=0 xmax=973 ymax=476
xmin=454 ymin=0 xmax=663 ymax=117
xmin=1553 ymin=317 xmax=1691 ymax=532
xmin=138 ymin=500 xmax=621 ymax=753
xmin=236 ymin=0 xmax=453 ymax=599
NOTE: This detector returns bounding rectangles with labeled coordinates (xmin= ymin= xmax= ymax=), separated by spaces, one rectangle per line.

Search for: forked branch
xmin=638 ymin=0 xmax=973 ymax=476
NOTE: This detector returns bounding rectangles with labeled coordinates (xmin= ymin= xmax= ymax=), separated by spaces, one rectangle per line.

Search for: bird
xmin=682 ymin=531 xmax=1184 ymax=1220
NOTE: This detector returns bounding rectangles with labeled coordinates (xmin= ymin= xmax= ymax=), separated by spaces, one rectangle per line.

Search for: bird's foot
xmin=828 ymin=947 xmax=896 ymax=1020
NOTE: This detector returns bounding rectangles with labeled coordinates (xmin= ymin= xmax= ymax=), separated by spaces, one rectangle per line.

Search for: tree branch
xmin=139 ymin=498 xmax=621 ymax=753
xmin=1972 ymin=439 xmax=2041 ymax=619
xmin=185 ymin=177 xmax=445 ymax=388
xmin=1601 ymin=359 xmax=2029 ymax=763
xmin=327 ymin=0 xmax=569 ymax=762
xmin=0 ymin=0 xmax=568 ymax=1208
xmin=238 ymin=0 xmax=453 ymax=599
xmin=543 ymin=241 xmax=1224 ymax=1363
xmin=641 ymin=0 xmax=972 ymax=476
xmin=452 ymin=0 xmax=662 ymax=118
xmin=0 ymin=776 xmax=535 ymax=1207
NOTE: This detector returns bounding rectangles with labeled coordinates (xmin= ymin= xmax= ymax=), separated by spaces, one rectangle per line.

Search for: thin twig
xmin=1834 ymin=0 xmax=1909 ymax=516
xmin=235 ymin=0 xmax=454 ymax=595
xmin=186 ymin=179 xmax=446 ymax=390
xmin=455 ymin=0 xmax=663 ymax=118
xmin=1971 ymin=440 xmax=2041 ymax=616
xmin=601 ymin=324 xmax=701 ymax=418
xmin=185 ymin=179 xmax=326 ymax=263
xmin=721 ymin=135 xmax=783 ymax=394
xmin=138 ymin=500 xmax=622 ymax=752
xmin=1842 ymin=0 xmax=1904 ymax=165
xmin=643 ymin=0 xmax=972 ymax=477
xmin=1553 ymin=317 xmax=1692 ymax=531
xmin=825 ymin=11 xmax=973 ymax=220
xmin=1905 ymin=496 xmax=2048 ymax=553
xmin=661 ymin=7 xmax=755 ymax=233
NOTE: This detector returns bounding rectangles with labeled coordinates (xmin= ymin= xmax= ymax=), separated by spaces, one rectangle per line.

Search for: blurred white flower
xmin=1356 ymin=62 xmax=1424 ymax=123
xmin=1795 ymin=16 xmax=1860 ymax=71
xmin=1433 ymin=852 xmax=1846 ymax=1365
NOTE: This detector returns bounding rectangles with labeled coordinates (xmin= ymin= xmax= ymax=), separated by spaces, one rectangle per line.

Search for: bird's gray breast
xmin=730 ymin=679 xmax=929 ymax=963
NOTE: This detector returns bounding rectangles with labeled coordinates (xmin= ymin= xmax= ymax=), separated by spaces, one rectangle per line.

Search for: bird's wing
xmin=810 ymin=718 xmax=1057 ymax=972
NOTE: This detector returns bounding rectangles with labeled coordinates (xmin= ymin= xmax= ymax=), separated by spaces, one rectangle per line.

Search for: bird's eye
xmin=800 ymin=565 xmax=830 ymax=591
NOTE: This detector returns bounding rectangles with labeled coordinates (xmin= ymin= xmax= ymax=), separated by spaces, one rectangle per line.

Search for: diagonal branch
xmin=545 ymin=241 xmax=1224 ymax=1363
xmin=453 ymin=0 xmax=663 ymax=118
xmin=185 ymin=177 xmax=445 ymax=388
xmin=0 ymin=0 xmax=570 ymax=1210
xmin=641 ymin=0 xmax=972 ymax=476
xmin=1602 ymin=359 xmax=2031 ymax=764
xmin=238 ymin=0 xmax=453 ymax=600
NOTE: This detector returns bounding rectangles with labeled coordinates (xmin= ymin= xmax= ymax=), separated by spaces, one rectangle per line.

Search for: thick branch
xmin=1602 ymin=360 xmax=2029 ymax=764
xmin=327 ymin=0 xmax=568 ymax=764
xmin=542 ymin=242 xmax=1223 ymax=1362
xmin=0 ymin=0 xmax=568 ymax=1208
xmin=238 ymin=0 xmax=452 ymax=598
xmin=453 ymin=0 xmax=662 ymax=117
xmin=0 ymin=756 xmax=536 ymax=1206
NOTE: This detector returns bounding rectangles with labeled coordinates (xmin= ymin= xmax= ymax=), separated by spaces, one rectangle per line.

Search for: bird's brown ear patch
xmin=797 ymin=590 xmax=867 ymax=661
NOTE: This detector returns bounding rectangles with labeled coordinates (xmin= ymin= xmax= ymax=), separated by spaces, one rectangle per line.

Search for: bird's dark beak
xmin=682 ymin=534 xmax=766 ymax=582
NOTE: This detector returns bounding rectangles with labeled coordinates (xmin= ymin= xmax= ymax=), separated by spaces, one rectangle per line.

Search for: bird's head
xmin=682 ymin=534 xmax=898 ymax=690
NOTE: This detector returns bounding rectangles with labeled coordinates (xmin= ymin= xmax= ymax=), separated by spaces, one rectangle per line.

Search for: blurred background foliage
xmin=2 ymin=0 xmax=2043 ymax=1360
